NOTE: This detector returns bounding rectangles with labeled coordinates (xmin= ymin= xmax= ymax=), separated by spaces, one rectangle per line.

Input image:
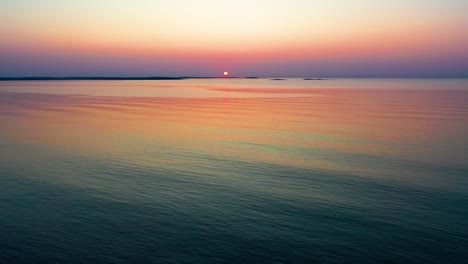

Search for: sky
xmin=1 ymin=0 xmax=467 ymax=77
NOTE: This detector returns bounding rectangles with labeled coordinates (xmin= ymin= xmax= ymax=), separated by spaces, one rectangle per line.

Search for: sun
xmin=223 ymin=71 xmax=229 ymax=76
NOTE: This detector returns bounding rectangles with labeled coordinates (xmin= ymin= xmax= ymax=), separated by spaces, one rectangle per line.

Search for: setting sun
xmin=223 ymin=71 xmax=229 ymax=76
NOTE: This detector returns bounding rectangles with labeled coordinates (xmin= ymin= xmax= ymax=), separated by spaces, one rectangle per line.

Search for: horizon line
xmin=0 ymin=76 xmax=467 ymax=81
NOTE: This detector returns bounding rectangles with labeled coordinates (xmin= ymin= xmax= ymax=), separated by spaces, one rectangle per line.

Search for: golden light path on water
xmin=1 ymin=79 xmax=467 ymax=190
xmin=1 ymin=79 xmax=468 ymax=263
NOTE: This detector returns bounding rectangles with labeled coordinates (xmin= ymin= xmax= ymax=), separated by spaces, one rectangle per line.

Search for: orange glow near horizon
xmin=1 ymin=0 xmax=467 ymax=77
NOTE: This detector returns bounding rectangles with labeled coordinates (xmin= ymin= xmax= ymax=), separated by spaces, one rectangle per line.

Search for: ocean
xmin=0 ymin=78 xmax=467 ymax=263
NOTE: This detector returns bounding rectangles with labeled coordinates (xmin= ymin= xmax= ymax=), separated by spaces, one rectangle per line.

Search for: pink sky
xmin=1 ymin=0 xmax=467 ymax=77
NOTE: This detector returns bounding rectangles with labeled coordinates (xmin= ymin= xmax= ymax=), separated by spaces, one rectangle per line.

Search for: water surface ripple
xmin=1 ymin=79 xmax=467 ymax=263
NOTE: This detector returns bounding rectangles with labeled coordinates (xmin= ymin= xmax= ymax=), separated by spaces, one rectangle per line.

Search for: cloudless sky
xmin=1 ymin=0 xmax=467 ymax=77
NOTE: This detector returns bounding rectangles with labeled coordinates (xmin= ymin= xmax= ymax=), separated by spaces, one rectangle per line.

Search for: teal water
xmin=0 ymin=79 xmax=467 ymax=263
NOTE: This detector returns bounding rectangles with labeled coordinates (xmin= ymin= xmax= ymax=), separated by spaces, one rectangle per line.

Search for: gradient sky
xmin=1 ymin=0 xmax=467 ymax=77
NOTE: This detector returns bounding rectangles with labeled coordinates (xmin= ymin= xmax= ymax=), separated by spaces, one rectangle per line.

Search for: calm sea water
xmin=0 ymin=79 xmax=467 ymax=263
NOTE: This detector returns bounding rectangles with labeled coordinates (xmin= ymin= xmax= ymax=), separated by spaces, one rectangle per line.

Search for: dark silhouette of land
xmin=0 ymin=77 xmax=328 ymax=81
xmin=0 ymin=76 xmax=256 ymax=81
xmin=0 ymin=77 xmax=185 ymax=81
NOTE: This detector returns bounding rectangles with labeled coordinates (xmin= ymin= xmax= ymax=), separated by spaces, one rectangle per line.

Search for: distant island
xmin=0 ymin=77 xmax=185 ymax=81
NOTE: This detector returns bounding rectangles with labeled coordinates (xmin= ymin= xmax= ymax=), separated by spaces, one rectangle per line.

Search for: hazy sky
xmin=1 ymin=0 xmax=467 ymax=77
